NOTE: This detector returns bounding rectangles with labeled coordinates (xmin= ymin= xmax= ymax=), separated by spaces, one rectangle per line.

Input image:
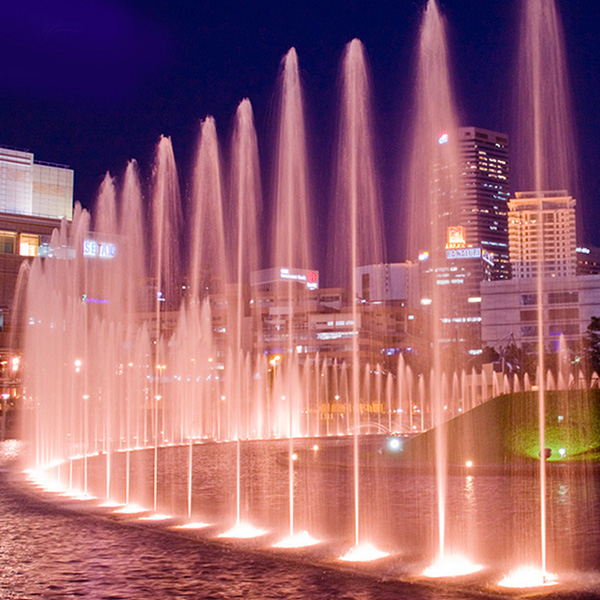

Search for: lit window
xmin=0 ymin=231 xmax=16 ymax=254
xmin=19 ymin=234 xmax=39 ymax=257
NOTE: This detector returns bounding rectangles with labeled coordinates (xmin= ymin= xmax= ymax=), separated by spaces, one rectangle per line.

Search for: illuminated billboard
xmin=251 ymin=267 xmax=319 ymax=290
xmin=445 ymin=247 xmax=494 ymax=266
xmin=83 ymin=239 xmax=116 ymax=259
xmin=279 ymin=268 xmax=319 ymax=290
xmin=446 ymin=226 xmax=466 ymax=249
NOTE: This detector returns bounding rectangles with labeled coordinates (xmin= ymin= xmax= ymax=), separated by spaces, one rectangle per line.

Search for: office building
xmin=457 ymin=127 xmax=510 ymax=280
xmin=0 ymin=146 xmax=74 ymax=349
xmin=0 ymin=147 xmax=73 ymax=220
xmin=356 ymin=262 xmax=420 ymax=306
xmin=508 ymin=190 xmax=577 ymax=279
xmin=576 ymin=245 xmax=600 ymax=275
xmin=481 ymin=274 xmax=600 ymax=352
xmin=420 ymin=127 xmax=510 ymax=357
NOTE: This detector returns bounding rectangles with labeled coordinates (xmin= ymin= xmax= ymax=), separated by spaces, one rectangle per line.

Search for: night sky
xmin=1 ymin=0 xmax=599 ymax=263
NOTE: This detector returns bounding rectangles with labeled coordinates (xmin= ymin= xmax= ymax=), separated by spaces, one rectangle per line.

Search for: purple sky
xmin=1 ymin=0 xmax=599 ymax=260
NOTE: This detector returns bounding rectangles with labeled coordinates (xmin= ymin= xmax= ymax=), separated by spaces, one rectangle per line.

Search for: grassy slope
xmin=398 ymin=390 xmax=600 ymax=466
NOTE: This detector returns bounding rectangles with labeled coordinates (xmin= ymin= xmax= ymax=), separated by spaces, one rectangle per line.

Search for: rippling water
xmin=2 ymin=440 xmax=600 ymax=599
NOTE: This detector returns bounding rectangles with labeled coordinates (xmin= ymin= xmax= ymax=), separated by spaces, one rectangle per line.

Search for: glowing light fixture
xmin=498 ymin=567 xmax=557 ymax=588
xmin=139 ymin=513 xmax=173 ymax=521
xmin=114 ymin=503 xmax=146 ymax=514
xmin=172 ymin=522 xmax=211 ymax=530
xmin=422 ymin=554 xmax=482 ymax=578
xmin=99 ymin=500 xmax=123 ymax=508
xmin=218 ymin=522 xmax=267 ymax=539
xmin=386 ymin=436 xmax=403 ymax=452
xmin=339 ymin=543 xmax=389 ymax=562
xmin=273 ymin=530 xmax=320 ymax=548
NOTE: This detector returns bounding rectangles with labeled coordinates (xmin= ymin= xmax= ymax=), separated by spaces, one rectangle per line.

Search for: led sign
xmin=446 ymin=226 xmax=466 ymax=249
xmin=83 ymin=239 xmax=116 ymax=259
xmin=446 ymin=247 xmax=481 ymax=260
xmin=279 ymin=268 xmax=319 ymax=290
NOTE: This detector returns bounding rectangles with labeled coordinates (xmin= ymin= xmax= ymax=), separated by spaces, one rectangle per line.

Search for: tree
xmin=583 ymin=316 xmax=600 ymax=375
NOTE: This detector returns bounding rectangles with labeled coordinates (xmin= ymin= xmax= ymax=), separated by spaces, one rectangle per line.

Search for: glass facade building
xmin=0 ymin=147 xmax=73 ymax=220
xmin=457 ymin=127 xmax=510 ymax=280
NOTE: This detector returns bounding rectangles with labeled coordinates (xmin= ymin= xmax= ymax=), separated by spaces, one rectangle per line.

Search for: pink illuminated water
xmin=16 ymin=1 xmax=593 ymax=590
xmin=515 ymin=0 xmax=579 ymax=581
xmin=334 ymin=38 xmax=385 ymax=552
xmin=406 ymin=0 xmax=461 ymax=565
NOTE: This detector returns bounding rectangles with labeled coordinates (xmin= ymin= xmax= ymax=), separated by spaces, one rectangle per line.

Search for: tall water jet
xmin=406 ymin=0 xmax=472 ymax=572
xmin=510 ymin=0 xmax=578 ymax=583
xmin=120 ymin=161 xmax=147 ymax=319
xmin=272 ymin=48 xmax=312 ymax=541
xmin=190 ymin=118 xmax=228 ymax=303
xmin=151 ymin=136 xmax=182 ymax=512
xmin=92 ymin=175 xmax=119 ymax=499
xmin=229 ymin=99 xmax=262 ymax=531
xmin=332 ymin=38 xmax=386 ymax=558
xmin=119 ymin=161 xmax=147 ymax=505
xmin=185 ymin=116 xmax=229 ymax=521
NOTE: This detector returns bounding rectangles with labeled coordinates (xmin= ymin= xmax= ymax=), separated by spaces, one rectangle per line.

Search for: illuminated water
xmin=5 ymin=441 xmax=600 ymax=599
xmin=15 ymin=0 xmax=594 ymax=593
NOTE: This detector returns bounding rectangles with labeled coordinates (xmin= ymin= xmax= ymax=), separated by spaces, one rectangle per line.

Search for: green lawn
xmin=398 ymin=390 xmax=600 ymax=466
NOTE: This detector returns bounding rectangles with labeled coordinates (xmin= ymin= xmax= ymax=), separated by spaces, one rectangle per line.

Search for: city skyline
xmin=0 ymin=0 xmax=599 ymax=259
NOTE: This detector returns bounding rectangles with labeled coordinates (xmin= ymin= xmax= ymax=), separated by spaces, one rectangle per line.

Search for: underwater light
xmin=139 ymin=513 xmax=173 ymax=521
xmin=273 ymin=530 xmax=320 ymax=548
xmin=339 ymin=543 xmax=389 ymax=562
xmin=114 ymin=503 xmax=146 ymax=514
xmin=498 ymin=566 xmax=557 ymax=588
xmin=99 ymin=500 xmax=123 ymax=508
xmin=218 ymin=522 xmax=267 ymax=539
xmin=422 ymin=554 xmax=482 ymax=578
xmin=172 ymin=522 xmax=211 ymax=530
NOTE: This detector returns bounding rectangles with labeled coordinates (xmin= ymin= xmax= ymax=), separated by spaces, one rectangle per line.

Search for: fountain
xmin=405 ymin=0 xmax=460 ymax=571
xmin=15 ymin=0 xmax=600 ymax=595
xmin=333 ymin=38 xmax=387 ymax=562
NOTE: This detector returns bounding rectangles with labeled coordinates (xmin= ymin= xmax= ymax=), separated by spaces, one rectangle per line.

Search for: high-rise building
xmin=457 ymin=127 xmax=510 ymax=280
xmin=421 ymin=127 xmax=509 ymax=358
xmin=0 ymin=147 xmax=73 ymax=220
xmin=508 ymin=190 xmax=577 ymax=278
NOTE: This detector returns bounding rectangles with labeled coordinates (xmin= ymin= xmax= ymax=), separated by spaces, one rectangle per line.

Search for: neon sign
xmin=83 ymin=239 xmax=116 ymax=259
xmin=279 ymin=268 xmax=319 ymax=290
xmin=445 ymin=226 xmax=466 ymax=249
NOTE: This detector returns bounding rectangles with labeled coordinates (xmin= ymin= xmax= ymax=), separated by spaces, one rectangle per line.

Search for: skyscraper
xmin=508 ymin=190 xmax=577 ymax=278
xmin=457 ymin=127 xmax=510 ymax=280
xmin=420 ymin=127 xmax=510 ymax=357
